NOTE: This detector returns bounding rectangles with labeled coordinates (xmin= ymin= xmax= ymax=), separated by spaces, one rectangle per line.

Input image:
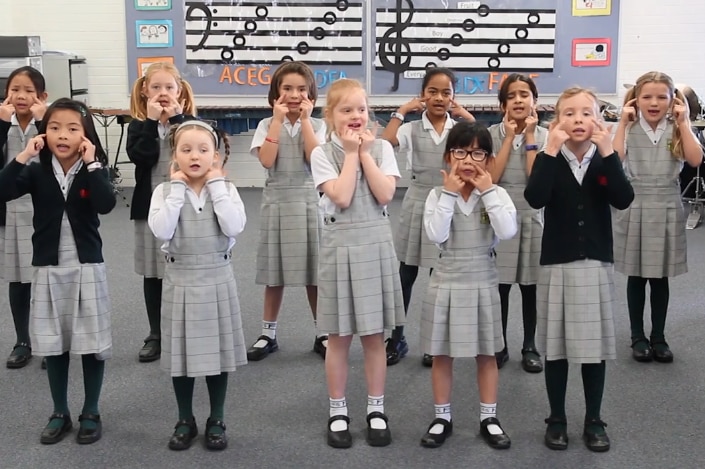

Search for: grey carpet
xmin=0 ymin=187 xmax=703 ymax=469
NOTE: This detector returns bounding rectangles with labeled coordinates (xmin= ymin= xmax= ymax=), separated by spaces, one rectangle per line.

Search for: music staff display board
xmin=124 ymin=0 xmax=620 ymax=97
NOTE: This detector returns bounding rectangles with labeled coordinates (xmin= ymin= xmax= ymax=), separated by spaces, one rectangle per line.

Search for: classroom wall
xmin=2 ymin=0 xmax=704 ymax=187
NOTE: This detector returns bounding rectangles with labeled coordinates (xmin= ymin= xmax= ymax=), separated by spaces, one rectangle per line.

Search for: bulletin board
xmin=124 ymin=0 xmax=620 ymax=96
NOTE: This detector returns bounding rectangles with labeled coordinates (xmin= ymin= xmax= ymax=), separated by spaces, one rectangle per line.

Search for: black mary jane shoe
xmin=77 ymin=414 xmax=102 ymax=444
xmin=385 ymin=337 xmax=408 ymax=366
xmin=631 ymin=338 xmax=653 ymax=363
xmin=495 ymin=348 xmax=509 ymax=370
xmin=327 ymin=415 xmax=352 ymax=449
xmin=40 ymin=413 xmax=73 ymax=445
xmin=138 ymin=334 xmax=161 ymax=363
xmin=521 ymin=347 xmax=543 ymax=373
xmin=544 ymin=417 xmax=569 ymax=450
xmin=168 ymin=417 xmax=198 ymax=451
xmin=420 ymin=418 xmax=453 ymax=448
xmin=6 ymin=343 xmax=32 ymax=369
xmin=366 ymin=412 xmax=392 ymax=447
xmin=205 ymin=418 xmax=228 ymax=450
xmin=583 ymin=418 xmax=610 ymax=452
xmin=246 ymin=335 xmax=279 ymax=362
xmin=480 ymin=417 xmax=511 ymax=449
xmin=651 ymin=339 xmax=674 ymax=363
xmin=313 ymin=335 xmax=328 ymax=360
xmin=421 ymin=353 xmax=434 ymax=367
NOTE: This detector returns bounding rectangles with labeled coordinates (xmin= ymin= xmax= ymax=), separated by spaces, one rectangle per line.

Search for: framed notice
xmin=571 ymin=38 xmax=611 ymax=67
xmin=135 ymin=0 xmax=172 ymax=10
xmin=136 ymin=56 xmax=174 ymax=78
xmin=135 ymin=19 xmax=173 ymax=48
xmin=572 ymin=0 xmax=612 ymax=16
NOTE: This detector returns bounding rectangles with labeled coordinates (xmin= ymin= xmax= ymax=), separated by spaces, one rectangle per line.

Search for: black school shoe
xmin=385 ymin=337 xmax=408 ymax=366
xmin=313 ymin=335 xmax=328 ymax=360
xmin=583 ymin=418 xmax=610 ymax=452
xmin=420 ymin=418 xmax=453 ymax=448
xmin=77 ymin=414 xmax=102 ymax=444
xmin=521 ymin=347 xmax=543 ymax=373
xmin=138 ymin=334 xmax=161 ymax=363
xmin=631 ymin=338 xmax=653 ymax=362
xmin=650 ymin=339 xmax=674 ymax=363
xmin=327 ymin=415 xmax=352 ymax=449
xmin=544 ymin=416 xmax=569 ymax=450
xmin=40 ymin=413 xmax=73 ymax=444
xmin=366 ymin=412 xmax=392 ymax=447
xmin=168 ymin=417 xmax=198 ymax=451
xmin=421 ymin=354 xmax=434 ymax=367
xmin=6 ymin=343 xmax=32 ymax=369
xmin=246 ymin=335 xmax=279 ymax=361
xmin=205 ymin=418 xmax=228 ymax=450
xmin=480 ymin=417 xmax=511 ymax=449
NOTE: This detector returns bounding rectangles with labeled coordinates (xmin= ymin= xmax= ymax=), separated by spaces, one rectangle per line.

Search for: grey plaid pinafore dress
xmin=255 ymin=117 xmax=323 ymax=286
xmin=394 ymin=120 xmax=450 ymax=268
xmin=489 ymin=124 xmax=547 ymax=284
xmin=159 ymin=183 xmax=247 ymax=377
xmin=31 ymin=213 xmax=112 ymax=359
xmin=2 ymin=122 xmax=38 ymax=283
xmin=134 ymin=134 xmax=171 ymax=278
xmin=316 ymin=140 xmax=405 ymax=337
xmin=613 ymin=123 xmax=687 ymax=278
xmin=421 ymin=188 xmax=504 ymax=357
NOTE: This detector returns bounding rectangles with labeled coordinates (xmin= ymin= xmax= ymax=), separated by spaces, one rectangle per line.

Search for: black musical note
xmin=185 ymin=4 xmax=213 ymax=52
xmin=377 ymin=0 xmax=414 ymax=92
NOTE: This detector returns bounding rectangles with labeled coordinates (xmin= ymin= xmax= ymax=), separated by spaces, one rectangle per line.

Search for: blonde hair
xmin=554 ymin=86 xmax=600 ymax=117
xmin=167 ymin=121 xmax=231 ymax=166
xmin=623 ymin=71 xmax=686 ymax=159
xmin=323 ymin=78 xmax=367 ymax=140
xmin=129 ymin=62 xmax=197 ymax=120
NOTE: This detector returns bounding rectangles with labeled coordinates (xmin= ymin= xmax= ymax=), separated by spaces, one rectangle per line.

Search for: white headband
xmin=176 ymin=120 xmax=219 ymax=146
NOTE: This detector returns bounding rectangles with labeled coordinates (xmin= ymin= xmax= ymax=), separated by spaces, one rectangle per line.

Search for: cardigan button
xmin=170 ymin=257 xmax=175 ymax=262
xmin=578 ymin=220 xmax=584 ymax=227
xmin=577 ymin=204 xmax=584 ymax=210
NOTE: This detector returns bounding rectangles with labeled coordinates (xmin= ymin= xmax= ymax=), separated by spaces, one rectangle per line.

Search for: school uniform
xmin=489 ymin=123 xmax=547 ymax=285
xmin=420 ymin=186 xmax=517 ymax=358
xmin=394 ymin=114 xmax=455 ymax=268
xmin=249 ymin=117 xmax=326 ymax=286
xmin=310 ymin=136 xmax=405 ymax=336
xmin=525 ymin=146 xmax=634 ymax=362
xmin=127 ymin=115 xmax=187 ymax=278
xmin=149 ymin=179 xmax=247 ymax=377
xmin=613 ymin=118 xmax=687 ymax=278
xmin=0 ymin=157 xmax=117 ymax=358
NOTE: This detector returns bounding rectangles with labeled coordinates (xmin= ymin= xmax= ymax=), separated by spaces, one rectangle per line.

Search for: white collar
xmin=10 ymin=114 xmax=35 ymax=127
xmin=638 ymin=115 xmax=668 ymax=134
xmin=562 ymin=143 xmax=597 ymax=164
xmin=498 ymin=121 xmax=527 ymax=137
xmin=421 ymin=111 xmax=454 ymax=131
xmin=51 ymin=156 xmax=83 ymax=176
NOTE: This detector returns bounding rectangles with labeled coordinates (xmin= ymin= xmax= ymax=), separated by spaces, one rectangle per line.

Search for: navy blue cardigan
xmin=0 ymin=159 xmax=116 ymax=266
xmin=524 ymin=151 xmax=634 ymax=266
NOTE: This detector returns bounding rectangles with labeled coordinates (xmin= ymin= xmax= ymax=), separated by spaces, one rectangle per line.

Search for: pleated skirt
xmin=536 ymin=259 xmax=617 ymax=364
xmin=134 ymin=220 xmax=165 ymax=279
xmin=4 ymin=195 xmax=35 ymax=283
xmin=394 ymin=183 xmax=439 ymax=268
xmin=161 ymin=259 xmax=247 ymax=377
xmin=255 ymin=186 xmax=319 ymax=286
xmin=496 ymin=208 xmax=543 ymax=285
xmin=317 ymin=218 xmax=405 ymax=336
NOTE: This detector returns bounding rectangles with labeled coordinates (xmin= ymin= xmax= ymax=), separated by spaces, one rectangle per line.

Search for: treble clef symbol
xmin=378 ymin=0 xmax=414 ymax=92
xmin=185 ymin=4 xmax=213 ymax=52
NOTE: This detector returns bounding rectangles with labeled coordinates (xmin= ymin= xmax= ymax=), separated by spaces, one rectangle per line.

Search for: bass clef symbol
xmin=185 ymin=4 xmax=213 ymax=52
xmin=378 ymin=0 xmax=414 ymax=92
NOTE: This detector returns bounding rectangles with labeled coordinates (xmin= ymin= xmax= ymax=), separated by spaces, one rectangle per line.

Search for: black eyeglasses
xmin=450 ymin=148 xmax=488 ymax=161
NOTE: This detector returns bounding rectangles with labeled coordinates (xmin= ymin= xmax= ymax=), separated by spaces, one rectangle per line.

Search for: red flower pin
xmin=79 ymin=188 xmax=90 ymax=198
xmin=597 ymin=175 xmax=608 ymax=186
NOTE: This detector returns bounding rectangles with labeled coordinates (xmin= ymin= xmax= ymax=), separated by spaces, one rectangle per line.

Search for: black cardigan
xmin=126 ymin=115 xmax=187 ymax=220
xmin=0 ymin=159 xmax=116 ymax=266
xmin=524 ymin=151 xmax=634 ymax=266
xmin=0 ymin=119 xmax=42 ymax=226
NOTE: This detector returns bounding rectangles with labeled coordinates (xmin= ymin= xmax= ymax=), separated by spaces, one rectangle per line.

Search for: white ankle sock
xmin=367 ymin=395 xmax=386 ymax=430
xmin=480 ymin=402 xmax=503 ymax=435
xmin=429 ymin=403 xmax=451 ymax=434
xmin=329 ymin=397 xmax=348 ymax=432
xmin=254 ymin=321 xmax=277 ymax=348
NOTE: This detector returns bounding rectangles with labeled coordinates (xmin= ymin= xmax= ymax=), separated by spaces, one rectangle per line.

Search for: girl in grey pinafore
xmin=317 ymin=140 xmax=405 ymax=336
xmin=421 ymin=188 xmax=506 ymax=358
xmin=255 ymin=117 xmax=323 ymax=287
xmin=159 ymin=182 xmax=247 ymax=378
xmin=614 ymin=120 xmax=688 ymax=360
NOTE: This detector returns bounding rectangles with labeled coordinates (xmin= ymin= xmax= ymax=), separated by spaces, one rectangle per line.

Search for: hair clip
xmin=80 ymin=107 xmax=87 ymax=117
